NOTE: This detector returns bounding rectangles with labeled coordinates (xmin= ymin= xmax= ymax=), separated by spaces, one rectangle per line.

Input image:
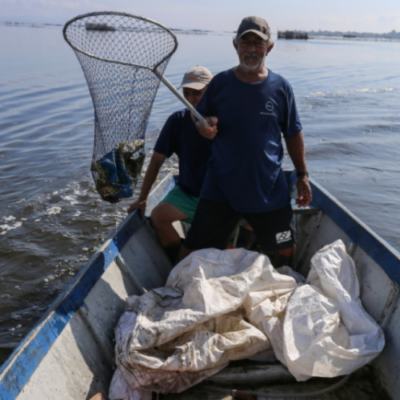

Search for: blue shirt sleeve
xmin=196 ymin=78 xmax=216 ymax=117
xmin=153 ymin=112 xmax=178 ymax=157
xmin=281 ymin=81 xmax=302 ymax=138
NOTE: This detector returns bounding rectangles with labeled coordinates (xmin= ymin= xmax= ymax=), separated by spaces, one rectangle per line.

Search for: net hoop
xmin=63 ymin=11 xmax=178 ymax=71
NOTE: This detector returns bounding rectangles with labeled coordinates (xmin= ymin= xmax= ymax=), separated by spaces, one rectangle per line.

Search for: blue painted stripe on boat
xmin=0 ymin=212 xmax=143 ymax=399
xmin=310 ymin=179 xmax=400 ymax=286
xmin=0 ymin=247 xmax=117 ymax=399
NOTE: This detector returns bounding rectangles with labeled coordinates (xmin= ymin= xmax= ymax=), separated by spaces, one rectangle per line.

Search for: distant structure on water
xmin=85 ymin=22 xmax=115 ymax=31
xmin=306 ymin=29 xmax=400 ymax=41
xmin=278 ymin=30 xmax=308 ymax=40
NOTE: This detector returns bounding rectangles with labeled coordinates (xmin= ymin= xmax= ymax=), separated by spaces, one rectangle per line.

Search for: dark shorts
xmin=184 ymin=199 xmax=296 ymax=253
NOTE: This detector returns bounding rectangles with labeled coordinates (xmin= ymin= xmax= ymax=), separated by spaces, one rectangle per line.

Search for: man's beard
xmin=240 ymin=52 xmax=265 ymax=71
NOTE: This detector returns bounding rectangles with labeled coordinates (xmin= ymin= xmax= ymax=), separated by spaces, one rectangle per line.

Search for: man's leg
xmin=151 ymin=185 xmax=199 ymax=263
xmin=151 ymin=202 xmax=188 ymax=247
xmin=178 ymin=199 xmax=241 ymax=261
xmin=244 ymin=204 xmax=296 ymax=267
xmin=275 ymin=245 xmax=296 ymax=267
xmin=236 ymin=221 xmax=258 ymax=250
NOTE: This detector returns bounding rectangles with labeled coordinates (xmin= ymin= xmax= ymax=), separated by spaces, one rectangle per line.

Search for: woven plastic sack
xmin=281 ymin=239 xmax=385 ymax=380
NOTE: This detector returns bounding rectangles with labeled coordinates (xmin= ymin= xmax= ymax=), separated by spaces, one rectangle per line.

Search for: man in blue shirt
xmin=127 ymin=66 xmax=213 ymax=262
xmin=180 ymin=16 xmax=312 ymax=266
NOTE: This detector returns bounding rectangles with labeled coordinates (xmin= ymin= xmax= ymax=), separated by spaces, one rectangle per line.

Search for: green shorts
xmin=161 ymin=185 xmax=200 ymax=223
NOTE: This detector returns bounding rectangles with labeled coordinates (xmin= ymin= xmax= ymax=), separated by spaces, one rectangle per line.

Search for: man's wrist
xmin=296 ymin=171 xmax=309 ymax=178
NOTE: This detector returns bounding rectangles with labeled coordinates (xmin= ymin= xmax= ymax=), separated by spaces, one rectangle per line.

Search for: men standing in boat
xmin=180 ymin=16 xmax=312 ymax=266
xmin=127 ymin=66 xmax=213 ymax=263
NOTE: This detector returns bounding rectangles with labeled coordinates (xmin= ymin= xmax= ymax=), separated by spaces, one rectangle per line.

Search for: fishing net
xmin=63 ymin=12 xmax=178 ymax=203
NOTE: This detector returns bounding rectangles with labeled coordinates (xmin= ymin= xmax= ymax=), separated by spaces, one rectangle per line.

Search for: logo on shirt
xmin=276 ymin=230 xmax=292 ymax=244
xmin=260 ymin=100 xmax=276 ymax=117
xmin=265 ymin=101 xmax=274 ymax=112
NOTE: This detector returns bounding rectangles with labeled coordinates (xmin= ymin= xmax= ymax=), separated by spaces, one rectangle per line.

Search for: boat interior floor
xmin=157 ymin=361 xmax=390 ymax=400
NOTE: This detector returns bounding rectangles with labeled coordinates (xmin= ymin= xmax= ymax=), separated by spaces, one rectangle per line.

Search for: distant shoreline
xmin=306 ymin=29 xmax=400 ymax=40
xmin=308 ymin=35 xmax=400 ymax=42
xmin=1 ymin=21 xmax=399 ymax=41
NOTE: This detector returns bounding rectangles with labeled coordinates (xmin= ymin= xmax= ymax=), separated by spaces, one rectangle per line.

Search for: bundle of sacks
xmin=109 ymin=240 xmax=385 ymax=399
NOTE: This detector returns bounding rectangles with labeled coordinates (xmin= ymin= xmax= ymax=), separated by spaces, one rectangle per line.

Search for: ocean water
xmin=0 ymin=25 xmax=399 ymax=364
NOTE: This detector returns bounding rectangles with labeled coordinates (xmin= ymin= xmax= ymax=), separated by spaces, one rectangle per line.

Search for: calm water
xmin=0 ymin=25 xmax=399 ymax=364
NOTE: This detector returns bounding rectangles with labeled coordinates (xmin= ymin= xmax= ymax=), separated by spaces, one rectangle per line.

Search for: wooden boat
xmin=0 ymin=173 xmax=399 ymax=400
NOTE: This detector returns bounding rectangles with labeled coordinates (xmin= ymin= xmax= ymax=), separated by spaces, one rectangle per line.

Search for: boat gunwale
xmin=309 ymin=177 xmax=400 ymax=286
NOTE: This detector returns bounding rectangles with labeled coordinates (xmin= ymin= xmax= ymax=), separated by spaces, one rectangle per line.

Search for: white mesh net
xmin=64 ymin=12 xmax=177 ymax=202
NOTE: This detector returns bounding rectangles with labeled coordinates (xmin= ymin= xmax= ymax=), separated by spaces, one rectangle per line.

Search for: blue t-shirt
xmin=154 ymin=108 xmax=212 ymax=197
xmin=197 ymin=68 xmax=302 ymax=212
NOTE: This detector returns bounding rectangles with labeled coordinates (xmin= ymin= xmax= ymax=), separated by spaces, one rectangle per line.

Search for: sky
xmin=1 ymin=0 xmax=399 ymax=33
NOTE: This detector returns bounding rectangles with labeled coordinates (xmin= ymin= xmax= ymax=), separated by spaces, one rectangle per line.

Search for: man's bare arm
xmin=127 ymin=151 xmax=166 ymax=215
xmin=284 ymin=131 xmax=312 ymax=207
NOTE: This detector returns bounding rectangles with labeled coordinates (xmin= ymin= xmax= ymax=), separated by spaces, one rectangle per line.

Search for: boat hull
xmin=0 ymin=174 xmax=399 ymax=400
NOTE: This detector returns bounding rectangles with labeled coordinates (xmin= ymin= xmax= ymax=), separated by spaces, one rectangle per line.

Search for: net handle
xmin=63 ymin=11 xmax=210 ymax=126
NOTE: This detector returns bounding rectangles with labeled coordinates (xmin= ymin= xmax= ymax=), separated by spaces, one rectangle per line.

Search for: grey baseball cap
xmin=178 ymin=66 xmax=213 ymax=90
xmin=236 ymin=16 xmax=271 ymax=41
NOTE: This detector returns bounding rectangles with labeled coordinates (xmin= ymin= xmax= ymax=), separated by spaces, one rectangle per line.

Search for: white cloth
xmin=282 ymin=239 xmax=385 ymax=380
xmin=109 ymin=241 xmax=384 ymax=397
xmin=112 ymin=249 xmax=295 ymax=394
xmin=108 ymin=368 xmax=151 ymax=400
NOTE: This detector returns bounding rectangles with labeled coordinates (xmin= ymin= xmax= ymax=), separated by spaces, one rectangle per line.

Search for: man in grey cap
xmin=127 ymin=66 xmax=213 ymax=263
xmin=180 ymin=16 xmax=312 ymax=266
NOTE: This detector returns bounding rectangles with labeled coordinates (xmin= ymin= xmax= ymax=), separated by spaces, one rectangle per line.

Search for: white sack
xmin=109 ymin=368 xmax=151 ymax=400
xmin=112 ymin=248 xmax=297 ymax=394
xmin=282 ymin=239 xmax=385 ymax=381
xmin=110 ymin=241 xmax=385 ymax=396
